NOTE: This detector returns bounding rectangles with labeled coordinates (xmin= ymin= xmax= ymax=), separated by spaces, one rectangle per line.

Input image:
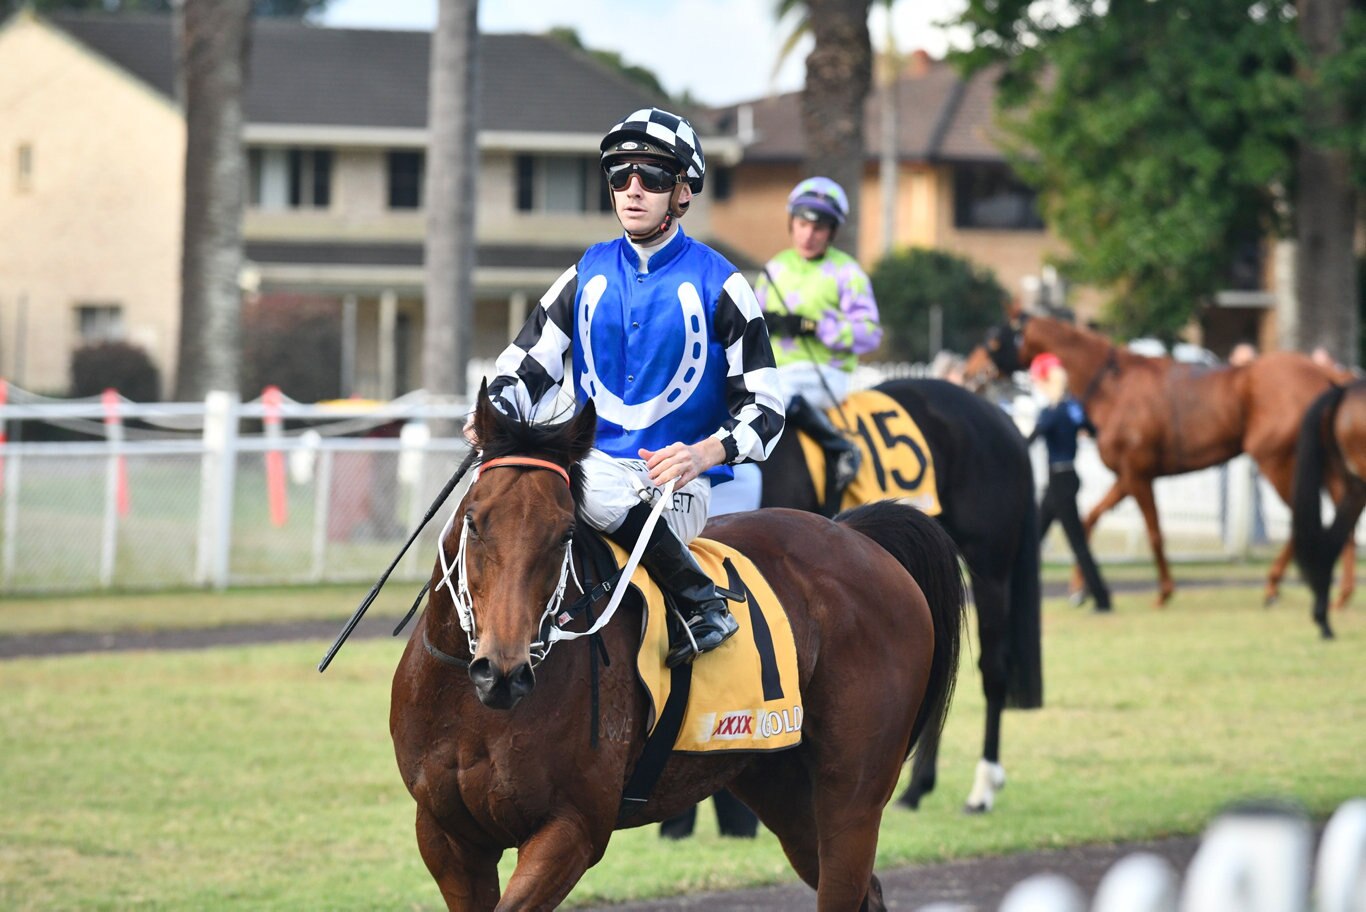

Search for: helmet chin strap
xmin=619 ymin=183 xmax=689 ymax=245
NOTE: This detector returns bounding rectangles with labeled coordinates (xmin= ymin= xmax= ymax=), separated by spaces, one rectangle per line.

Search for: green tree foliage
xmin=871 ymin=247 xmax=1007 ymax=361
xmin=954 ymin=0 xmax=1305 ymax=340
xmin=547 ymin=27 xmax=671 ymax=101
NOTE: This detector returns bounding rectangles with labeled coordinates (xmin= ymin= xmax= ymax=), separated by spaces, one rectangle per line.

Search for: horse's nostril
xmin=468 ymin=657 xmax=495 ymax=691
xmin=508 ymin=662 xmax=535 ymax=699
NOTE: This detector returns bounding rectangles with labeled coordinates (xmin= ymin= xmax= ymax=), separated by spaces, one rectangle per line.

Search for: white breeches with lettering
xmin=578 ymin=448 xmax=711 ymax=544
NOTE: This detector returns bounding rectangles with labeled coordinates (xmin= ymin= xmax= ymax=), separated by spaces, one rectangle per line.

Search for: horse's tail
xmin=1005 ymin=487 xmax=1044 ymax=709
xmin=1292 ymin=384 xmax=1347 ymax=602
xmin=836 ymin=500 xmax=967 ymax=761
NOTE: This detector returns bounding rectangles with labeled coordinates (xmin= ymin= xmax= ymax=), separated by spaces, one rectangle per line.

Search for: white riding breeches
xmin=777 ymin=362 xmax=851 ymax=411
xmin=578 ymin=448 xmax=711 ymax=544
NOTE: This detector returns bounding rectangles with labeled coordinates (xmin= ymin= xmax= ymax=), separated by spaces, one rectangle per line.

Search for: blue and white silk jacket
xmin=488 ymin=228 xmax=785 ymax=484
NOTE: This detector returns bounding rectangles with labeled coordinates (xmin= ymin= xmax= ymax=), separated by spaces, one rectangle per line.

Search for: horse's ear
xmin=567 ymin=398 xmax=597 ymax=462
xmin=472 ymin=378 xmax=505 ymax=448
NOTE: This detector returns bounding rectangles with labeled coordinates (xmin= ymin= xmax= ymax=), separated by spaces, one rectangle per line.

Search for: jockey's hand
xmin=639 ymin=438 xmax=726 ymax=489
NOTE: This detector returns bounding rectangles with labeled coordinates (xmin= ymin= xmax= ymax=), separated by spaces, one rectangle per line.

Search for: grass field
xmin=1 ymin=579 xmax=1363 ymax=910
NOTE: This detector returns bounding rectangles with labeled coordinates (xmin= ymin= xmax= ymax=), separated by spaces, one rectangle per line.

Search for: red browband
xmin=477 ymin=456 xmax=572 ymax=487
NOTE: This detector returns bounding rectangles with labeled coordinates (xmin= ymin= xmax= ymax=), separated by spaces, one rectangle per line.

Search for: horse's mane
xmin=478 ymin=398 xmax=594 ymax=506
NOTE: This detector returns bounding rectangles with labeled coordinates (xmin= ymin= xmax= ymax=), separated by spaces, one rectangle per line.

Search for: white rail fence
xmin=0 ymin=370 xmax=1327 ymax=595
xmin=928 ymin=798 xmax=1366 ymax=912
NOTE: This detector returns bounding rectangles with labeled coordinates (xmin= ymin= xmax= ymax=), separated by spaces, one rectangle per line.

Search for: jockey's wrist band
xmin=718 ymin=434 xmax=740 ymax=465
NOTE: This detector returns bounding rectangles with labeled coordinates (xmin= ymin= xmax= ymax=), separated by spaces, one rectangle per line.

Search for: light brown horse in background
xmin=965 ymin=313 xmax=1354 ymax=609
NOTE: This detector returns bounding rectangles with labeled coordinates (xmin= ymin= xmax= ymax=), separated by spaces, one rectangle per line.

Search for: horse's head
xmin=445 ymin=383 xmax=597 ymax=710
xmin=971 ymin=317 xmax=1027 ymax=384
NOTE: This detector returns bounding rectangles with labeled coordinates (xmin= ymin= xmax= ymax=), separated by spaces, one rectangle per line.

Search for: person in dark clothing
xmin=1027 ymin=353 xmax=1112 ymax=612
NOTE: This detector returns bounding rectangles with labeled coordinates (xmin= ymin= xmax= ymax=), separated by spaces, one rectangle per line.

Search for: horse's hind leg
xmin=729 ymin=761 xmax=821 ymax=890
xmin=1265 ymin=539 xmax=1295 ymax=607
xmin=1334 ymin=537 xmax=1357 ymax=611
xmin=415 ymin=807 xmax=501 ymax=911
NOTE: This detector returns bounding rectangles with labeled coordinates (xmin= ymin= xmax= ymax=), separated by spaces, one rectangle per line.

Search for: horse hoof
xmin=962 ymin=801 xmax=990 ymax=815
xmin=1320 ymin=626 xmax=1335 ymax=641
xmin=1264 ymin=593 xmax=1279 ymax=609
xmin=1068 ymin=591 xmax=1088 ymax=608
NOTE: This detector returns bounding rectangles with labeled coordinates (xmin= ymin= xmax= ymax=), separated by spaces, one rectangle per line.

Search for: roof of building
xmin=712 ymin=54 xmax=1007 ymax=165
xmin=43 ymin=12 xmax=709 ymax=136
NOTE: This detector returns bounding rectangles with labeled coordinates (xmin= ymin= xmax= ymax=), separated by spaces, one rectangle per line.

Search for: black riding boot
xmin=608 ymin=503 xmax=739 ymax=668
xmin=788 ymin=395 xmax=861 ymax=518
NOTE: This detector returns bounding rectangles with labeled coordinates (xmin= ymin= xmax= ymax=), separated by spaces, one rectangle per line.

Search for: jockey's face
xmin=791 ymin=216 xmax=834 ymax=260
xmin=611 ymin=158 xmax=690 ymax=241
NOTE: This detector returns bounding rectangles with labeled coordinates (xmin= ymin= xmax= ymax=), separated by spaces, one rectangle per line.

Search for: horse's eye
xmin=465 ymin=511 xmax=479 ymax=539
xmin=561 ymin=525 xmax=575 ymax=547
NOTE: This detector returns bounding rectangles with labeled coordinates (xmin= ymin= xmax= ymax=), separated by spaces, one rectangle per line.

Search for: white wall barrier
xmin=946 ymin=799 xmax=1366 ymax=912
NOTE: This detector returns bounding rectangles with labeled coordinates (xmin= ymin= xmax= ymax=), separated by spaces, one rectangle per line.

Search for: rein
xmin=1081 ymin=347 xmax=1120 ymax=408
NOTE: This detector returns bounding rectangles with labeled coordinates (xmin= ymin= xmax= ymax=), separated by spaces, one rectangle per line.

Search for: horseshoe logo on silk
xmin=577 ymin=274 xmax=708 ymax=431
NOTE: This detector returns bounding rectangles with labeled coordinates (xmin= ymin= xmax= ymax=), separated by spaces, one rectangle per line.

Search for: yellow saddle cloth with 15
xmin=607 ymin=537 xmax=804 ymax=754
xmin=800 ymin=388 xmax=942 ymax=516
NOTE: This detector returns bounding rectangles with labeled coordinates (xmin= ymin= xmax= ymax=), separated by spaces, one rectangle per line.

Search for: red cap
xmin=1029 ymin=353 xmax=1061 ymax=382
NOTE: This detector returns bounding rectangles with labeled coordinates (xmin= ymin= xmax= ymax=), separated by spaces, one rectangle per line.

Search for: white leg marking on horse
xmin=964 ymin=758 xmax=1006 ymax=813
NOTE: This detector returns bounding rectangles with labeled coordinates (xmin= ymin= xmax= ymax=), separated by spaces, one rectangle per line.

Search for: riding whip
xmin=760 ymin=265 xmax=854 ymax=432
xmin=317 ymin=447 xmax=477 ymax=672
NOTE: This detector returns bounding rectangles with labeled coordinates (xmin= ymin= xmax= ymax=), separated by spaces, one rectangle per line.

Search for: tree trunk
xmin=175 ymin=0 xmax=251 ymax=399
xmin=422 ymin=0 xmax=479 ymax=406
xmin=1294 ymin=0 xmax=1359 ymax=367
xmin=801 ymin=0 xmax=872 ymax=260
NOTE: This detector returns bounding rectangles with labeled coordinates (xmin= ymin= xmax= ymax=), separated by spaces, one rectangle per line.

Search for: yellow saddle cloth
xmin=799 ymin=388 xmax=942 ymax=516
xmin=607 ymin=538 xmax=804 ymax=754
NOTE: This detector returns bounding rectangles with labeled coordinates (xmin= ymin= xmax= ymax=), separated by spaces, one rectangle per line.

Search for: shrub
xmin=69 ymin=341 xmax=161 ymax=401
xmin=870 ymin=247 xmax=1008 ymax=362
xmin=242 ymin=295 xmax=342 ymax=403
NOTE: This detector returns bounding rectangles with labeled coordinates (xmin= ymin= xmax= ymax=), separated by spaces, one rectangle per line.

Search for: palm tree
xmin=422 ymin=0 xmax=479 ymax=403
xmin=775 ymin=0 xmax=874 ymax=257
xmin=175 ymin=0 xmax=253 ymax=398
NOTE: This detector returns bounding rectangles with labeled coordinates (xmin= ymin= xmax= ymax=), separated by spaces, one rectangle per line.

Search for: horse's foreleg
xmin=1129 ymin=480 xmax=1173 ymax=606
xmin=811 ymin=800 xmax=888 ymax=912
xmin=495 ymin=814 xmax=601 ymax=912
xmin=415 ymin=807 xmax=502 ymax=912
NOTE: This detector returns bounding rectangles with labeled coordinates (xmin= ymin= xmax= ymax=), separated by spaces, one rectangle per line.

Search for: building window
xmin=76 ymin=304 xmax=124 ymax=343
xmin=387 ymin=150 xmax=424 ymax=209
xmin=952 ymin=164 xmax=1044 ymax=231
xmin=515 ymin=154 xmax=613 ymax=214
xmin=248 ymin=147 xmax=332 ymax=210
xmin=16 ymin=142 xmax=32 ymax=192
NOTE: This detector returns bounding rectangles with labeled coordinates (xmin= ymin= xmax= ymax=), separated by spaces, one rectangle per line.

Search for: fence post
xmin=1180 ymin=803 xmax=1312 ymax=912
xmin=1223 ymin=456 xmax=1254 ymax=558
xmin=1 ymin=422 xmax=17 ymax=590
xmin=100 ymin=389 xmax=127 ymax=587
xmin=311 ymin=443 xmax=331 ymax=583
xmin=196 ymin=391 xmax=240 ymax=590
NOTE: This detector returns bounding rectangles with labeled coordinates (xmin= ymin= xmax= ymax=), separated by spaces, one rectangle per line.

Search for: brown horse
xmin=390 ymin=389 xmax=966 ymax=911
xmin=1293 ymin=380 xmax=1366 ymax=638
xmin=965 ymin=313 xmax=1353 ymax=609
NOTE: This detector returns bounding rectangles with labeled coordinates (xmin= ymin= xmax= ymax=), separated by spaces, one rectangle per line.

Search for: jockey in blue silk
xmin=755 ymin=176 xmax=883 ymax=516
xmin=482 ymin=107 xmax=786 ymax=667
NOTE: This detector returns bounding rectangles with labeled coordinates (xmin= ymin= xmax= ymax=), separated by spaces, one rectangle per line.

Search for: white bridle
xmin=431 ymin=456 xmax=670 ymax=667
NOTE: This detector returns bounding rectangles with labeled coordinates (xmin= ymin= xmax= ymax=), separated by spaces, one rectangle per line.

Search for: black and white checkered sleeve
xmin=487 ymin=265 xmax=578 ymax=421
xmin=710 ymin=272 xmax=786 ymax=464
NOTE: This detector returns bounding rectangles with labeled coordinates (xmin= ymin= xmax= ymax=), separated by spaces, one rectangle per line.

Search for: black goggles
xmin=604 ymin=160 xmax=680 ymax=193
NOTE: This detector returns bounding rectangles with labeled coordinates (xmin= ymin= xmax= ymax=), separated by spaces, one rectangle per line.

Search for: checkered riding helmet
xmin=787 ymin=176 xmax=849 ymax=226
xmin=600 ymin=108 xmax=706 ymax=194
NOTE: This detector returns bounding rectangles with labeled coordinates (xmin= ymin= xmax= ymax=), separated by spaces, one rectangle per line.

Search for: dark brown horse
xmin=390 ymin=390 xmax=966 ymax=910
xmin=966 ymin=313 xmax=1354 ymax=609
xmin=760 ymin=379 xmax=1041 ymax=814
xmin=1293 ymin=380 xmax=1366 ymax=638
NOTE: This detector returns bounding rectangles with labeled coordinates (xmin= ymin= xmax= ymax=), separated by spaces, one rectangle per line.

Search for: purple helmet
xmin=787 ymin=176 xmax=849 ymax=226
